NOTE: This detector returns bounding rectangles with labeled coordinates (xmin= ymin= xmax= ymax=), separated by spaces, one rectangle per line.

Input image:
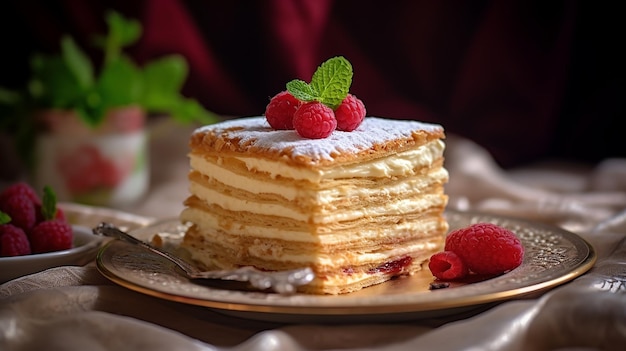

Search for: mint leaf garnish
xmin=286 ymin=79 xmax=318 ymax=101
xmin=0 ymin=211 xmax=10 ymax=225
xmin=311 ymin=56 xmax=352 ymax=109
xmin=42 ymin=185 xmax=58 ymax=220
xmin=286 ymin=56 xmax=353 ymax=110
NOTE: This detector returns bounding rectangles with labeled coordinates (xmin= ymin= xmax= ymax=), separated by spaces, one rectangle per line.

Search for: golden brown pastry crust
xmin=189 ymin=117 xmax=445 ymax=169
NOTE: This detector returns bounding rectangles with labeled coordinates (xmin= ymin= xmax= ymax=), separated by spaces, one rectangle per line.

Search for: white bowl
xmin=0 ymin=225 xmax=105 ymax=283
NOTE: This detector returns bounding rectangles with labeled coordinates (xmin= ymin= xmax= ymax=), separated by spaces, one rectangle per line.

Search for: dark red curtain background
xmin=1 ymin=0 xmax=623 ymax=168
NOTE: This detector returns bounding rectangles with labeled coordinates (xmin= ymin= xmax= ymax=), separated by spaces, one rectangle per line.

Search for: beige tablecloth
xmin=1 ymin=120 xmax=625 ymax=350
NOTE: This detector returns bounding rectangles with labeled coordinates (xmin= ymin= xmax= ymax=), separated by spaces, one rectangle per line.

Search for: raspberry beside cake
xmin=179 ymin=116 xmax=449 ymax=294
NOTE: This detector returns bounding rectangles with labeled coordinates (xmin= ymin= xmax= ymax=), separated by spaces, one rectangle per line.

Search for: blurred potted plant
xmin=0 ymin=11 xmax=218 ymax=206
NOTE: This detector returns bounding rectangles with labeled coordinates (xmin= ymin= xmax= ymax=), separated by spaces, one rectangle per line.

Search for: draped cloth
xmin=1 ymin=120 xmax=624 ymax=351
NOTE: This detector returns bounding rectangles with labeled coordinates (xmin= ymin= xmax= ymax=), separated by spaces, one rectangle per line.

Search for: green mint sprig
xmin=286 ymin=56 xmax=353 ymax=110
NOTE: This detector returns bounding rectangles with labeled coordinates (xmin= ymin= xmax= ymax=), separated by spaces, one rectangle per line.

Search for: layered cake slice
xmin=180 ymin=116 xmax=449 ymax=294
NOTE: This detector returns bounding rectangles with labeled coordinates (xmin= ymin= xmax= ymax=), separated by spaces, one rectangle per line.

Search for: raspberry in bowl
xmin=0 ymin=183 xmax=105 ymax=283
xmin=0 ymin=225 xmax=104 ymax=283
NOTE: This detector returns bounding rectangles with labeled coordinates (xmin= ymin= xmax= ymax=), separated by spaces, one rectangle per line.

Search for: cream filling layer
xmin=190 ymin=157 xmax=447 ymax=203
xmin=188 ymin=181 xmax=446 ymax=223
xmin=181 ymin=207 xmax=445 ymax=243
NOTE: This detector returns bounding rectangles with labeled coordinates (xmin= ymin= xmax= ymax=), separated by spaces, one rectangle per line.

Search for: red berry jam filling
xmin=342 ymin=267 xmax=355 ymax=275
xmin=368 ymin=256 xmax=413 ymax=275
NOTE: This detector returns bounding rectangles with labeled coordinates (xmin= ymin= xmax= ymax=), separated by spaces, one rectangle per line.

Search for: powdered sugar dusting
xmin=194 ymin=116 xmax=443 ymax=161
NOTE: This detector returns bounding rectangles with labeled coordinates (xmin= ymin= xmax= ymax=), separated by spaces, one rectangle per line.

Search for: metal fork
xmin=93 ymin=222 xmax=314 ymax=294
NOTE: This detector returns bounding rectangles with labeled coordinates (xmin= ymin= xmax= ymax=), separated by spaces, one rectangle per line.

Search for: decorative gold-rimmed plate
xmin=96 ymin=210 xmax=596 ymax=323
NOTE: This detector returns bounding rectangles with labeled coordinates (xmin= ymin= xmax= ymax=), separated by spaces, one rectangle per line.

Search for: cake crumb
xmin=151 ymin=234 xmax=164 ymax=248
xmin=429 ymin=282 xmax=450 ymax=290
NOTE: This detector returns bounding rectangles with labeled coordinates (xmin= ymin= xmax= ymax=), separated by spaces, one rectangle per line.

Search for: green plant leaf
xmin=41 ymin=185 xmax=57 ymax=220
xmin=286 ymin=79 xmax=318 ymax=102
xmin=95 ymin=11 xmax=142 ymax=65
xmin=310 ymin=56 xmax=352 ymax=109
xmin=74 ymin=95 xmax=106 ymax=127
xmin=61 ymin=36 xmax=94 ymax=89
xmin=28 ymin=54 xmax=85 ymax=108
xmin=96 ymin=56 xmax=142 ymax=108
xmin=106 ymin=11 xmax=141 ymax=48
xmin=0 ymin=211 xmax=10 ymax=224
xmin=140 ymin=55 xmax=188 ymax=110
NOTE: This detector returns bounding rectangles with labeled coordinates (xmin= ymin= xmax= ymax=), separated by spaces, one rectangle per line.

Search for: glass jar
xmin=32 ymin=106 xmax=149 ymax=207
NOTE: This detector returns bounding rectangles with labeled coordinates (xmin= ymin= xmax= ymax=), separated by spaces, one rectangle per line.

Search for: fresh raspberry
xmin=445 ymin=223 xmax=524 ymax=275
xmin=334 ymin=94 xmax=366 ymax=131
xmin=29 ymin=220 xmax=73 ymax=253
xmin=265 ymin=91 xmax=302 ymax=130
xmin=0 ymin=224 xmax=31 ymax=256
xmin=293 ymin=101 xmax=337 ymax=139
xmin=0 ymin=194 xmax=37 ymax=232
xmin=428 ymin=251 xmax=468 ymax=280
xmin=0 ymin=182 xmax=41 ymax=206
